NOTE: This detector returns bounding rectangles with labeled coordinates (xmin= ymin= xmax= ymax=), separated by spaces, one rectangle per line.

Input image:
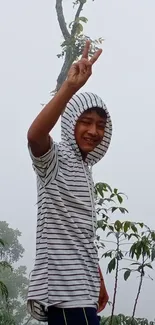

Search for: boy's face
xmin=74 ymin=110 xmax=106 ymax=158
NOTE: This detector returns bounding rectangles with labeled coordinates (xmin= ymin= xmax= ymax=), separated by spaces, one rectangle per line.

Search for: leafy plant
xmin=95 ymin=183 xmax=155 ymax=323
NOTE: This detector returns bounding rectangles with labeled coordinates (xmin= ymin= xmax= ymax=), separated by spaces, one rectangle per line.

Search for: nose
xmin=87 ymin=123 xmax=98 ymax=136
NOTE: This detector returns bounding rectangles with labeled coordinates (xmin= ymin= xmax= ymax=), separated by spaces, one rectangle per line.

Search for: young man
xmin=27 ymin=41 xmax=112 ymax=325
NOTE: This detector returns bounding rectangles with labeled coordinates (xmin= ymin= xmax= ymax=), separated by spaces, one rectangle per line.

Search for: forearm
xmin=27 ymin=81 xmax=76 ymax=143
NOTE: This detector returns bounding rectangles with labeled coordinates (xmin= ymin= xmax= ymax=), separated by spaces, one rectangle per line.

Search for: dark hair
xmin=84 ymin=107 xmax=107 ymax=119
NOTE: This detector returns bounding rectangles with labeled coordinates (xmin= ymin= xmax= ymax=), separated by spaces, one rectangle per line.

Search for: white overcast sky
xmin=0 ymin=0 xmax=155 ymax=320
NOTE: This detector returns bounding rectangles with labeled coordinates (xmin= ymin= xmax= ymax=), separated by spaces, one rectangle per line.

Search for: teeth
xmin=84 ymin=138 xmax=94 ymax=143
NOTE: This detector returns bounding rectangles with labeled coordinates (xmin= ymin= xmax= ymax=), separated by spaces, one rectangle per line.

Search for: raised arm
xmin=27 ymin=41 xmax=102 ymax=157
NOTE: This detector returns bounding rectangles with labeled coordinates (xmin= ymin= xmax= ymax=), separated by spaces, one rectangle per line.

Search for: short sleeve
xmin=28 ymin=137 xmax=58 ymax=186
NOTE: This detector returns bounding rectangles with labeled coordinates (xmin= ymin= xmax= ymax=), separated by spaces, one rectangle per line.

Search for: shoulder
xmin=57 ymin=141 xmax=75 ymax=159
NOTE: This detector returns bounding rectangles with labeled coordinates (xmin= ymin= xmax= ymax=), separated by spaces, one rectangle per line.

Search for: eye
xmin=97 ymin=123 xmax=106 ymax=130
xmin=81 ymin=119 xmax=91 ymax=125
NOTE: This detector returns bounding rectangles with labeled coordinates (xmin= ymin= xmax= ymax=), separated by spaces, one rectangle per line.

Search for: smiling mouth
xmin=83 ymin=138 xmax=98 ymax=145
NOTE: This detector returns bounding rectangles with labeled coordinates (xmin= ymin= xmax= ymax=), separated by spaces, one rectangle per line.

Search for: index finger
xmin=89 ymin=49 xmax=103 ymax=65
xmin=81 ymin=40 xmax=91 ymax=59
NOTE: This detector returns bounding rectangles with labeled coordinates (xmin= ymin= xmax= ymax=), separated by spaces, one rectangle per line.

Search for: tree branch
xmin=54 ymin=0 xmax=87 ymax=92
xmin=110 ymin=235 xmax=120 ymax=325
xmin=54 ymin=0 xmax=90 ymax=92
xmin=55 ymin=0 xmax=70 ymax=40
xmin=132 ymin=256 xmax=145 ymax=321
xmin=71 ymin=0 xmax=85 ymax=36
xmin=56 ymin=48 xmax=75 ymax=91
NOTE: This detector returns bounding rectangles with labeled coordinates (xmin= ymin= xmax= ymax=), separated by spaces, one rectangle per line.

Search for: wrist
xmin=61 ymin=80 xmax=78 ymax=97
xmin=54 ymin=81 xmax=77 ymax=116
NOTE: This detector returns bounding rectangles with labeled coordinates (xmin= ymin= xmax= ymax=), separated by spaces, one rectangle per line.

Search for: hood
xmin=61 ymin=92 xmax=112 ymax=166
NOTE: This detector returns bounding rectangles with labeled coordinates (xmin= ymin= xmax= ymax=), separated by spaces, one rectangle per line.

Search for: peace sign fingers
xmin=89 ymin=48 xmax=103 ymax=65
xmin=66 ymin=41 xmax=102 ymax=92
xmin=81 ymin=40 xmax=91 ymax=60
xmin=81 ymin=40 xmax=102 ymax=65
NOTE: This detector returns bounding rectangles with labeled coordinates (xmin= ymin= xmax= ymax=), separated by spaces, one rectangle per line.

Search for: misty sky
xmin=0 ymin=0 xmax=155 ymax=320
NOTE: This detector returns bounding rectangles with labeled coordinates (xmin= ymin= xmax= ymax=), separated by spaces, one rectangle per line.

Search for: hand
xmin=97 ymin=267 xmax=109 ymax=314
xmin=66 ymin=41 xmax=102 ymax=91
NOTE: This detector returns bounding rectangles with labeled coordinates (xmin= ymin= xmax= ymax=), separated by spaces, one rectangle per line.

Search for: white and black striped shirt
xmin=27 ymin=92 xmax=112 ymax=322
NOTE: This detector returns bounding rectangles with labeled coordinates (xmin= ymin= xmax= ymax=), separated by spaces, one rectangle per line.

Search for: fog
xmin=0 ymin=0 xmax=155 ymax=321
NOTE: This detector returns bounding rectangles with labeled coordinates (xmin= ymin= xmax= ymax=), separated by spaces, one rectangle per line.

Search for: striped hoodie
xmin=27 ymin=92 xmax=112 ymax=322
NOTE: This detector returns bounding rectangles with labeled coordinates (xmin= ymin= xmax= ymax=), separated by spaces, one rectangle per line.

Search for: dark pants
xmin=48 ymin=306 xmax=101 ymax=325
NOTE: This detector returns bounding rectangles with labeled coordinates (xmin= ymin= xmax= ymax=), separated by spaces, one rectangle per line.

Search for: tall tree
xmin=0 ymin=222 xmax=29 ymax=325
xmin=0 ymin=221 xmax=24 ymax=264
xmin=0 ymin=237 xmax=12 ymax=300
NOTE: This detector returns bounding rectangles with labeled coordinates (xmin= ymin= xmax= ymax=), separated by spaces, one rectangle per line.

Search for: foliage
xmin=0 ymin=221 xmax=24 ymax=263
xmin=95 ymin=183 xmax=155 ymax=323
xmin=0 ymin=236 xmax=12 ymax=300
xmin=0 ymin=223 xmax=29 ymax=325
xmin=0 ymin=266 xmax=29 ymax=323
xmin=100 ymin=314 xmax=155 ymax=325
xmin=0 ymin=311 xmax=15 ymax=325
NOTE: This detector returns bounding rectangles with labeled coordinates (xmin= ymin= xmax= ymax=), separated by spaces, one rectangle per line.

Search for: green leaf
xmin=130 ymin=243 xmax=138 ymax=259
xmin=151 ymin=231 xmax=155 ymax=241
xmin=131 ymin=223 xmax=138 ymax=233
xmin=151 ymin=246 xmax=155 ymax=261
xmin=136 ymin=242 xmax=142 ymax=259
xmin=119 ymin=207 xmax=128 ymax=214
xmin=117 ymin=194 xmax=123 ymax=204
xmin=107 ymin=231 xmax=113 ymax=237
xmin=111 ymin=207 xmax=118 ymax=213
xmin=102 ymin=213 xmax=109 ymax=221
xmin=128 ymin=233 xmax=139 ymax=240
xmin=124 ymin=221 xmax=131 ymax=233
xmin=114 ymin=188 xmax=118 ymax=194
xmin=144 ymin=263 xmax=153 ymax=269
xmin=97 ymin=220 xmax=104 ymax=228
xmin=108 ymin=225 xmax=114 ymax=231
xmin=114 ymin=220 xmax=122 ymax=232
xmin=138 ymin=222 xmax=144 ymax=228
xmin=117 ymin=250 xmax=124 ymax=260
xmin=124 ymin=269 xmax=131 ymax=281
xmin=76 ymin=23 xmax=83 ymax=34
xmin=78 ymin=16 xmax=88 ymax=23
xmin=107 ymin=258 xmax=116 ymax=273
xmin=99 ymin=242 xmax=105 ymax=249
xmin=95 ymin=183 xmax=104 ymax=198
xmin=95 ymin=182 xmax=112 ymax=197
xmin=142 ymin=244 xmax=150 ymax=258
xmin=103 ymin=183 xmax=112 ymax=193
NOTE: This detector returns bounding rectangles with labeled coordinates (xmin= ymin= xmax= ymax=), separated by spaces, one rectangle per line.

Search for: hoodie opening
xmin=61 ymin=92 xmax=112 ymax=166
xmin=74 ymin=109 xmax=107 ymax=161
